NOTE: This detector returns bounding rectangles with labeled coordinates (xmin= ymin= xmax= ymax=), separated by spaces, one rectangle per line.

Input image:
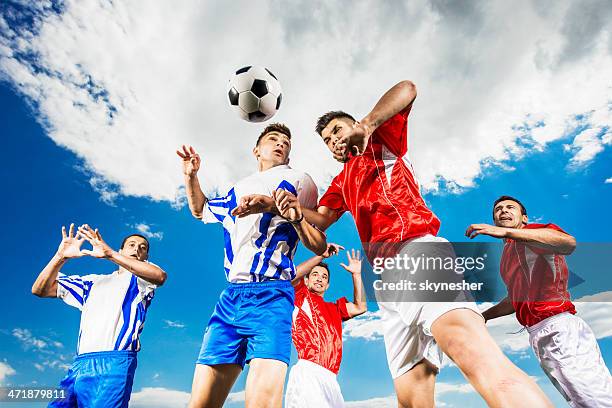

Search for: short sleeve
xmin=318 ymin=172 xmax=348 ymax=218
xmin=335 ymin=297 xmax=351 ymax=321
xmin=136 ymin=261 xmax=159 ymax=298
xmin=56 ymin=273 xmax=98 ymax=310
xmin=372 ymin=110 xmax=409 ymax=157
xmin=202 ymin=187 xmax=237 ymax=224
xmin=298 ymin=173 xmax=318 ymax=210
xmin=525 ymin=223 xmax=570 ymax=255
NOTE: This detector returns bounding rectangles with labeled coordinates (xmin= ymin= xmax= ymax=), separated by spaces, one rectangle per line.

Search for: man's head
xmin=119 ymin=234 xmax=150 ymax=261
xmin=493 ymin=195 xmax=528 ymax=228
xmin=304 ymin=262 xmax=330 ymax=296
xmin=253 ymin=123 xmax=292 ymax=166
xmin=315 ymin=111 xmax=357 ymax=155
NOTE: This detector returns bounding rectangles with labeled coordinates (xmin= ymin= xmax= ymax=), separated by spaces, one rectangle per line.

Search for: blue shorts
xmin=197 ymin=280 xmax=294 ymax=368
xmin=49 ymin=350 xmax=137 ymax=408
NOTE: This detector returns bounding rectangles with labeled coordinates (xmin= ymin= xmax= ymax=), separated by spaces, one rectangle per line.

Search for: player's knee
xmin=443 ymin=334 xmax=484 ymax=378
xmin=397 ymin=395 xmax=434 ymax=408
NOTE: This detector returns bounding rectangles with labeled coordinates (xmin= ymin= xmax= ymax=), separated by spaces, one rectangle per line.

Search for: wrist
xmin=53 ymin=253 xmax=67 ymax=263
xmin=104 ymin=248 xmax=116 ymax=259
xmin=289 ymin=213 xmax=304 ymax=225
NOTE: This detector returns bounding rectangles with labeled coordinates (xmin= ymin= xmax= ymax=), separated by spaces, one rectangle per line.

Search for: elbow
xmin=190 ymin=210 xmax=203 ymax=219
xmin=561 ymin=236 xmax=577 ymax=255
xmin=400 ymin=80 xmax=417 ymax=97
xmin=357 ymin=302 xmax=368 ymax=316
xmin=31 ymin=286 xmax=44 ymax=297
xmin=156 ymin=270 xmax=168 ymax=286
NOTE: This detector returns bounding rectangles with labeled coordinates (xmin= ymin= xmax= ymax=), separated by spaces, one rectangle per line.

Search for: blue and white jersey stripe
xmin=57 ymin=269 xmax=157 ymax=355
xmin=202 ymin=165 xmax=318 ymax=283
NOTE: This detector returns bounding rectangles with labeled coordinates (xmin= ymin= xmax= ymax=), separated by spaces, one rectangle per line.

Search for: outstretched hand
xmin=231 ymin=194 xmax=276 ymax=217
xmin=78 ymin=224 xmax=114 ymax=258
xmin=56 ymin=223 xmax=85 ymax=259
xmin=176 ymin=145 xmax=201 ymax=176
xmin=465 ymin=223 xmax=509 ymax=239
xmin=333 ymin=123 xmax=370 ymax=163
xmin=340 ymin=249 xmax=363 ymax=275
xmin=321 ymin=243 xmax=345 ymax=258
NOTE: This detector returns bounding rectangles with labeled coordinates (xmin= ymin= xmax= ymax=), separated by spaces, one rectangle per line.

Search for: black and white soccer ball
xmin=227 ymin=66 xmax=282 ymax=123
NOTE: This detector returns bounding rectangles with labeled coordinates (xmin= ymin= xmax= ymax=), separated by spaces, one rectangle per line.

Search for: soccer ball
xmin=227 ymin=66 xmax=283 ymax=123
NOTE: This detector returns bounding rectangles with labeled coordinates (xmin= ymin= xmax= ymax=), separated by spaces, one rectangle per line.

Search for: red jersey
xmin=500 ymin=223 xmax=576 ymax=327
xmin=292 ymin=281 xmax=351 ymax=374
xmin=319 ymin=109 xmax=440 ymax=254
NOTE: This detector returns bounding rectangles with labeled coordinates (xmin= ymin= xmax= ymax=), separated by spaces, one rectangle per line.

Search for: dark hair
xmin=120 ymin=234 xmax=150 ymax=253
xmin=315 ymin=111 xmax=357 ymax=136
xmin=307 ymin=262 xmax=331 ymax=281
xmin=255 ymin=123 xmax=292 ymax=147
xmin=493 ymin=195 xmax=527 ymax=216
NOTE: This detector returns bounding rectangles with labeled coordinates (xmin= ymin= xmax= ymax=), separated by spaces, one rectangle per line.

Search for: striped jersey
xmin=202 ymin=164 xmax=318 ymax=283
xmin=56 ymin=269 xmax=156 ymax=355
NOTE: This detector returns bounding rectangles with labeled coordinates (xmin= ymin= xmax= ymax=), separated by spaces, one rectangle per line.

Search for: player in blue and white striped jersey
xmin=177 ymin=123 xmax=327 ymax=408
xmin=31 ymin=223 xmax=167 ymax=408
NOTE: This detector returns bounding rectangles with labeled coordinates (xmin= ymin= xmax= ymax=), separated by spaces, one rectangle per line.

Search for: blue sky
xmin=1 ymin=83 xmax=611 ymax=407
xmin=1 ymin=1 xmax=612 ymax=407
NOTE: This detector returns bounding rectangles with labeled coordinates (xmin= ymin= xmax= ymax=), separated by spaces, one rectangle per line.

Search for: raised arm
xmin=291 ymin=243 xmax=344 ymax=286
xmin=335 ymin=80 xmax=417 ymax=161
xmin=466 ymin=224 xmax=576 ymax=255
xmin=78 ymin=225 xmax=167 ymax=286
xmin=177 ymin=145 xmax=207 ymax=219
xmin=340 ymin=249 xmax=367 ymax=318
xmin=32 ymin=224 xmax=84 ymax=298
xmin=274 ymin=189 xmax=327 ymax=255
xmin=482 ymin=297 xmax=515 ymax=323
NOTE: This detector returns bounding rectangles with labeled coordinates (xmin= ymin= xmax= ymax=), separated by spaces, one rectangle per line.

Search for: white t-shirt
xmin=56 ymin=269 xmax=156 ymax=355
xmin=203 ymin=164 xmax=318 ymax=283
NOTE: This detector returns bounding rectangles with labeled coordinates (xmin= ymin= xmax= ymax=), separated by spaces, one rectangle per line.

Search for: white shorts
xmin=528 ymin=312 xmax=612 ymax=408
xmin=284 ymin=359 xmax=345 ymax=408
xmin=378 ymin=234 xmax=483 ymax=379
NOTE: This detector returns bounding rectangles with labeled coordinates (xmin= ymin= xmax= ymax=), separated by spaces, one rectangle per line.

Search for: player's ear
xmin=253 ymin=146 xmax=259 ymax=159
xmin=522 ymin=214 xmax=528 ymax=225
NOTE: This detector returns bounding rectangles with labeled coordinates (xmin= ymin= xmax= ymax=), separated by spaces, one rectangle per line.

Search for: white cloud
xmin=226 ymin=390 xmax=245 ymax=403
xmin=605 ymin=177 xmax=612 ymax=184
xmin=129 ymin=387 xmax=190 ymax=408
xmin=345 ymin=382 xmax=474 ymax=408
xmin=0 ymin=1 xmax=610 ymax=203
xmin=345 ymin=395 xmax=396 ymax=408
xmin=343 ymin=310 xmax=384 ymax=341
xmin=0 ymin=361 xmax=16 ymax=384
xmin=12 ymin=328 xmax=48 ymax=350
xmin=132 ymin=223 xmax=164 ymax=240
xmin=163 ymin=319 xmax=185 ymax=329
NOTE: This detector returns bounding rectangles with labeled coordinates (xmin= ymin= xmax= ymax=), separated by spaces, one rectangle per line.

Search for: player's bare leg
xmin=245 ymin=358 xmax=287 ymax=408
xmin=187 ymin=363 xmax=242 ymax=408
xmin=393 ymin=360 xmax=436 ymax=408
xmin=431 ymin=309 xmax=553 ymax=408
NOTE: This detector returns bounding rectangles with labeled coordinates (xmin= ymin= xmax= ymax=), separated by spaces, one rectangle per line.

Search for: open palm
xmin=340 ymin=249 xmax=363 ymax=275
xmin=56 ymin=224 xmax=85 ymax=259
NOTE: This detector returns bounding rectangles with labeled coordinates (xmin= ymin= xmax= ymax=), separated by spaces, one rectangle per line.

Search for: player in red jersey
xmin=232 ymin=81 xmax=552 ymax=407
xmin=284 ymin=244 xmax=366 ymax=408
xmin=306 ymin=81 xmax=552 ymax=408
xmin=468 ymin=195 xmax=612 ymax=407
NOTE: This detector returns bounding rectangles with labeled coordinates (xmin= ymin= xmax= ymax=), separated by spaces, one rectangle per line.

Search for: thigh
xmin=74 ymin=354 xmax=137 ymax=408
xmin=246 ymin=358 xmax=288 ymax=408
xmin=393 ymin=360 xmax=437 ymax=408
xmin=48 ymin=365 xmax=79 ymax=408
xmin=197 ymin=291 xmax=248 ymax=367
xmin=430 ymin=308 xmax=501 ymax=374
xmin=188 ymin=363 xmax=242 ymax=408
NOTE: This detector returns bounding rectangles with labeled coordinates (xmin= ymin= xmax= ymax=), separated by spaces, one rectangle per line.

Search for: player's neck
xmin=257 ymin=160 xmax=286 ymax=172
